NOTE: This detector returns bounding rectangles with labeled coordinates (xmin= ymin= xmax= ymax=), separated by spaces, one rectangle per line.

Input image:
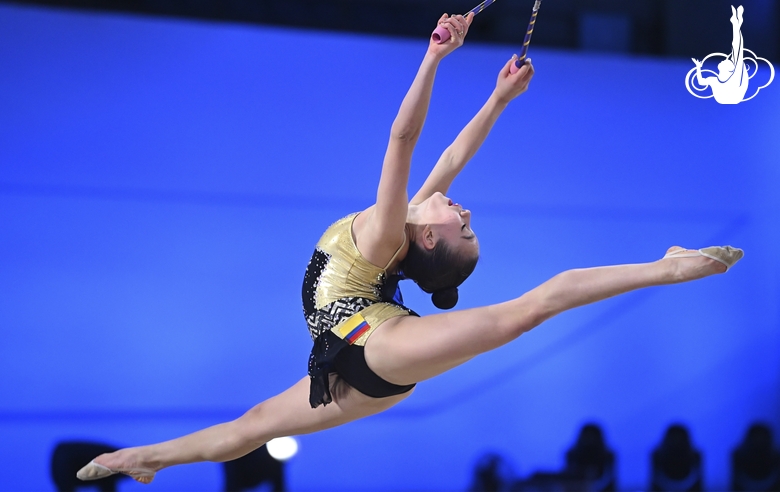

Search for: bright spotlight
xmin=266 ymin=437 xmax=298 ymax=461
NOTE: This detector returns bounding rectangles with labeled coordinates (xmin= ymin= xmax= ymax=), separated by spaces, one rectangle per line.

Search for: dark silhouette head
xmin=662 ymin=424 xmax=692 ymax=453
xmin=567 ymin=423 xmax=614 ymax=481
xmin=576 ymin=423 xmax=606 ymax=452
xmin=470 ymin=453 xmax=511 ymax=492
xmin=222 ymin=444 xmax=284 ymax=492
xmin=654 ymin=424 xmax=701 ymax=482
xmin=733 ymin=422 xmax=778 ymax=483
xmin=744 ymin=423 xmax=773 ymax=453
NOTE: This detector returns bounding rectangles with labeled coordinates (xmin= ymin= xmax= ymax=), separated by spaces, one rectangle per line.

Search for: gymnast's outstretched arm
xmin=359 ymin=13 xmax=472 ymax=267
xmin=411 ymin=56 xmax=534 ymax=205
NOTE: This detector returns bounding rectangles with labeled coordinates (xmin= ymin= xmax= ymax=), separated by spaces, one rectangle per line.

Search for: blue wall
xmin=1 ymin=4 xmax=778 ymax=491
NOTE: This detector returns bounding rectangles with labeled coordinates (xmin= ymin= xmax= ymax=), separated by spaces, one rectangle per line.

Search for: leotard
xmin=302 ymin=214 xmax=418 ymax=408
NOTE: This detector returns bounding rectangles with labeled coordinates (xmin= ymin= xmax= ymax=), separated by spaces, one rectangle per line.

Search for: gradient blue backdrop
xmin=1 ymin=3 xmax=778 ymax=491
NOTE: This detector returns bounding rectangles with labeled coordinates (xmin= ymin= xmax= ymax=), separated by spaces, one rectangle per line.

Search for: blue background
xmin=1 ymin=3 xmax=778 ymax=490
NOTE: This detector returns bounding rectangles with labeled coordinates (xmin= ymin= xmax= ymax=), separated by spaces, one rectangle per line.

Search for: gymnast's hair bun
xmin=432 ymin=287 xmax=458 ymax=310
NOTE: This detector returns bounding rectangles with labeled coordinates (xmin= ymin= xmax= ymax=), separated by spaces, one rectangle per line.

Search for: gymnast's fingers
xmin=505 ymin=56 xmax=533 ymax=82
xmin=436 ymin=13 xmax=452 ymax=32
xmin=521 ymin=59 xmax=535 ymax=80
xmin=444 ymin=16 xmax=465 ymax=38
xmin=449 ymin=15 xmax=469 ymax=37
xmin=458 ymin=14 xmax=472 ymax=35
xmin=441 ymin=18 xmax=462 ymax=43
xmin=451 ymin=14 xmax=467 ymax=34
xmin=499 ymin=55 xmax=516 ymax=76
xmin=455 ymin=15 xmax=471 ymax=36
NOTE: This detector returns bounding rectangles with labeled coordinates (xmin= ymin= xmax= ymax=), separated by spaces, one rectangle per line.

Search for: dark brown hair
xmin=401 ymin=238 xmax=478 ymax=309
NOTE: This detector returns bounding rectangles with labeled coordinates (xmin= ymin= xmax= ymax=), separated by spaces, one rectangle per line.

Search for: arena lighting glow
xmin=266 ymin=437 xmax=299 ymax=461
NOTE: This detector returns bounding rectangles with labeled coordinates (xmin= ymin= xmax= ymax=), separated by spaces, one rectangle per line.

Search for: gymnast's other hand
xmin=428 ymin=13 xmax=473 ymax=58
xmin=494 ymin=56 xmax=535 ymax=103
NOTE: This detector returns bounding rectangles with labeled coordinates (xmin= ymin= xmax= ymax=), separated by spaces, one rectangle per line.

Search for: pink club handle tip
xmin=432 ymin=25 xmax=451 ymax=44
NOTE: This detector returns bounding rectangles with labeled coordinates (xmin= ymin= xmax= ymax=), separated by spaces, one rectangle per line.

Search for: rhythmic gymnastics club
xmin=509 ymin=0 xmax=542 ymax=74
xmin=431 ymin=0 xmax=500 ymax=43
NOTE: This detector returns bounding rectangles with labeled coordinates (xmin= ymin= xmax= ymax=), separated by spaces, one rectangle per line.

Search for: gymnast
xmin=78 ymin=12 xmax=743 ymax=484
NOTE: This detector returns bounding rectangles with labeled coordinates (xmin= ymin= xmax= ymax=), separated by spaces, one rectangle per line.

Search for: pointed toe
xmin=76 ymin=461 xmax=115 ymax=481
xmin=700 ymin=246 xmax=744 ymax=271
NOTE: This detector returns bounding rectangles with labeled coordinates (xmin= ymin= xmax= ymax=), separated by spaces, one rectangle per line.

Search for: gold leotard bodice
xmin=311 ymin=214 xmax=388 ymax=309
xmin=301 ymin=214 xmax=411 ymax=346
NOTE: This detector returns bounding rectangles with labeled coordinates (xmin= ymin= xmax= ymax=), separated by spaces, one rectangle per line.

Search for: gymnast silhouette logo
xmin=685 ymin=5 xmax=774 ymax=104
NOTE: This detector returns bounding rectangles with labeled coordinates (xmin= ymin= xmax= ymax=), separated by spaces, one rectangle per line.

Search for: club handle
xmin=432 ymin=25 xmax=451 ymax=44
xmin=511 ymin=3 xmax=539 ymax=73
xmin=431 ymin=0 xmax=492 ymax=44
xmin=510 ymin=57 xmax=526 ymax=74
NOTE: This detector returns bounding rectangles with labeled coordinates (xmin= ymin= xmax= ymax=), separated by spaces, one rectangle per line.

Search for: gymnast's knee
xmin=235 ymin=403 xmax=275 ymax=446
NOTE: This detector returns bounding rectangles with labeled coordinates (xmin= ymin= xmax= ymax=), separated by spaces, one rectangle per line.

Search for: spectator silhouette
xmin=564 ymin=423 xmax=615 ymax=491
xmin=51 ymin=441 xmax=126 ymax=492
xmin=222 ymin=444 xmax=284 ymax=492
xmin=732 ymin=423 xmax=780 ymax=491
xmin=510 ymin=424 xmax=614 ymax=492
xmin=469 ymin=453 xmax=513 ymax=492
xmin=651 ymin=424 xmax=702 ymax=491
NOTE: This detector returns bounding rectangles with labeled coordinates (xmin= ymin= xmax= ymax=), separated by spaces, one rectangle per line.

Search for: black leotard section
xmin=334 ymin=341 xmax=415 ymax=399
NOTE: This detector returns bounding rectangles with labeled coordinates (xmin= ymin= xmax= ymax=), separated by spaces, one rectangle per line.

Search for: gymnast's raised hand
xmin=496 ymin=55 xmax=535 ymax=102
xmin=429 ymin=12 xmax=473 ymax=57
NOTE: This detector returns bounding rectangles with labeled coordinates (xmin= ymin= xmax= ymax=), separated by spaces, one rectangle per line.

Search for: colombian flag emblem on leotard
xmin=337 ymin=313 xmax=371 ymax=344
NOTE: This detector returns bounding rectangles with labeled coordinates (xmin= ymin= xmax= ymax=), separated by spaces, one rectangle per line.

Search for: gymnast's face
xmin=419 ymin=192 xmax=479 ymax=256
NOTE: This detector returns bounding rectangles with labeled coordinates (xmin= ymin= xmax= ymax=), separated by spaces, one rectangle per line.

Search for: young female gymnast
xmin=78 ymin=12 xmax=743 ymax=484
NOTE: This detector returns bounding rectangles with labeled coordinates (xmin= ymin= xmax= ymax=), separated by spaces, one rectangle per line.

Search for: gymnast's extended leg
xmin=364 ymin=247 xmax=739 ymax=385
xmin=80 ymin=375 xmax=411 ymax=483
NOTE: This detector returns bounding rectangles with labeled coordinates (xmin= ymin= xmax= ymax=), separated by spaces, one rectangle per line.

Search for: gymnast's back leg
xmin=79 ymin=375 xmax=411 ymax=483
